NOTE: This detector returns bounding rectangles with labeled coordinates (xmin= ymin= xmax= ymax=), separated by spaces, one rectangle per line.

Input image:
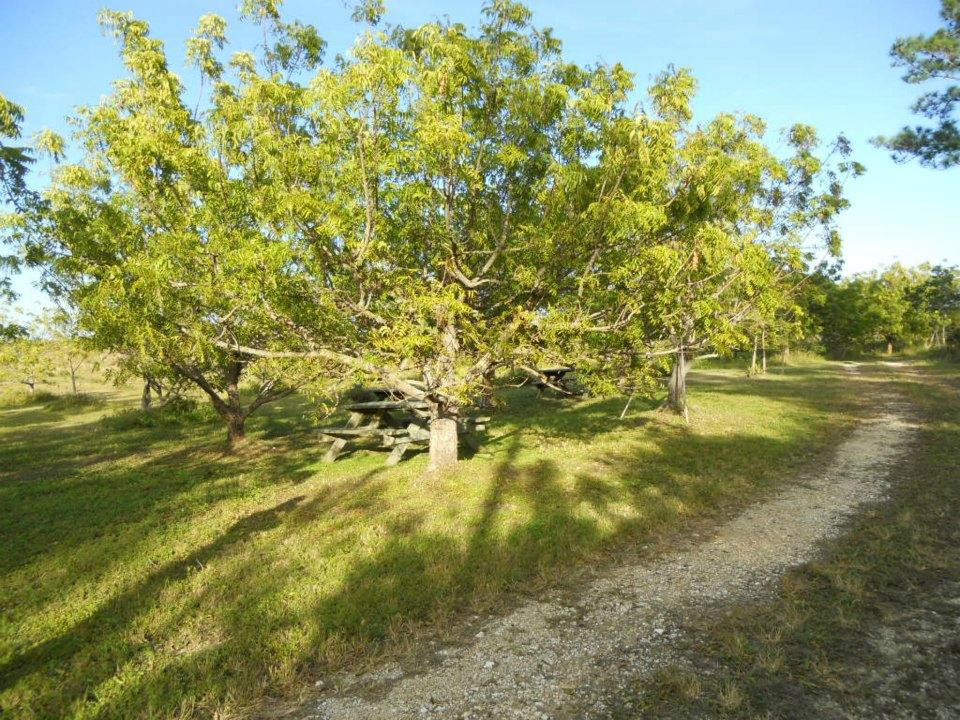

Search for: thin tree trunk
xmin=887 ymin=340 xmax=894 ymax=355
xmin=70 ymin=368 xmax=78 ymax=395
xmin=761 ymin=330 xmax=767 ymax=373
xmin=223 ymin=361 xmax=247 ymax=447
xmin=141 ymin=381 xmax=152 ymax=411
xmin=751 ymin=335 xmax=758 ymax=374
xmin=666 ymin=350 xmax=689 ymax=420
xmin=169 ymin=358 xmax=256 ymax=448
xmin=25 ymin=380 xmax=35 ymax=395
xmin=783 ymin=344 xmax=791 ymax=364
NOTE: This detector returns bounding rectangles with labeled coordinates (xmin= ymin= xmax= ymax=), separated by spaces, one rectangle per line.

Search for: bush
xmin=0 ymin=388 xmax=57 ymax=408
xmin=100 ymin=399 xmax=218 ymax=431
xmin=45 ymin=393 xmax=105 ymax=411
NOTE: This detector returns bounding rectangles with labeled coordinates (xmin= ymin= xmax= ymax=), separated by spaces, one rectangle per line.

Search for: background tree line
xmin=800 ymin=262 xmax=960 ymax=357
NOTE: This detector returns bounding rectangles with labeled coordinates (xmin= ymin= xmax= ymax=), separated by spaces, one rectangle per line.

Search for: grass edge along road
xmin=634 ymin=360 xmax=960 ymax=718
xmin=3 ymin=360 xmax=866 ymax=720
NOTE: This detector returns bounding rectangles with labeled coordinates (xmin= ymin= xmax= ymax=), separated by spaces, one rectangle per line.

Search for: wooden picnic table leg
xmin=323 ymin=411 xmax=364 ymax=463
xmin=385 ymin=441 xmax=412 ymax=467
xmin=323 ymin=436 xmax=348 ymax=463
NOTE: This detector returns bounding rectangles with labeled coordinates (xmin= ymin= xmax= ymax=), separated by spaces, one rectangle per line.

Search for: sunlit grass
xmin=1 ymin=360 xmax=864 ymax=719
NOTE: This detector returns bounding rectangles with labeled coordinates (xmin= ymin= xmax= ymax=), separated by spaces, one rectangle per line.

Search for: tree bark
xmin=222 ymin=361 xmax=248 ymax=447
xmin=427 ymin=314 xmax=460 ymax=470
xmin=25 ymin=380 xmax=35 ymax=395
xmin=70 ymin=368 xmax=78 ymax=395
xmin=666 ymin=350 xmax=689 ymax=419
xmin=428 ymin=414 xmax=458 ymax=471
xmin=141 ymin=381 xmax=152 ymax=411
xmin=751 ymin=335 xmax=758 ymax=374
xmin=887 ymin=340 xmax=894 ymax=355
xmin=761 ymin=330 xmax=767 ymax=373
xmin=225 ymin=410 xmax=247 ymax=446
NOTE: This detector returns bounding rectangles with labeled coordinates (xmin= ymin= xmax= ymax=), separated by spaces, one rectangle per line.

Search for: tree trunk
xmin=226 ymin=411 xmax=247 ymax=446
xmin=427 ymin=314 xmax=460 ymax=471
xmin=70 ymin=369 xmax=78 ymax=395
xmin=428 ymin=414 xmax=458 ymax=471
xmin=887 ymin=340 xmax=894 ymax=355
xmin=750 ymin=336 xmax=758 ymax=375
xmin=783 ymin=344 xmax=791 ymax=364
xmin=25 ymin=380 xmax=35 ymax=395
xmin=666 ymin=351 xmax=689 ymax=420
xmin=141 ymin=381 xmax=152 ymax=411
xmin=761 ymin=330 xmax=767 ymax=373
xmin=223 ymin=361 xmax=248 ymax=447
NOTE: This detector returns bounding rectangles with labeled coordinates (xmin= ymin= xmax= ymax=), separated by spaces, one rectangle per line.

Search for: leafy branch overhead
xmin=875 ymin=0 xmax=960 ymax=168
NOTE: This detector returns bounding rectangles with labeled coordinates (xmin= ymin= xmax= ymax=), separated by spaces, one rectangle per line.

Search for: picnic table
xmin=316 ymin=386 xmax=490 ymax=466
xmin=532 ymin=366 xmax=583 ymax=397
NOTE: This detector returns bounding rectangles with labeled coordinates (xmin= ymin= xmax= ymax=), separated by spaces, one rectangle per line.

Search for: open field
xmin=2 ymin=0 xmax=958 ymax=717
xmin=0 ymin=364 xmax=872 ymax=718
xmin=0 ymin=360 xmax=870 ymax=719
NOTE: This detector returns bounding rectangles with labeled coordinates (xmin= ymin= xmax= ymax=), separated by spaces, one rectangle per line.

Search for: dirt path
xmin=293 ymin=387 xmax=917 ymax=720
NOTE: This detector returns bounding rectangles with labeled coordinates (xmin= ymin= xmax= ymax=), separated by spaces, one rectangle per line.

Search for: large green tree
xmin=29 ymin=0 xmax=858 ymax=463
xmin=543 ymin=71 xmax=857 ymax=416
xmin=0 ymin=94 xmax=33 ymax=302
xmin=810 ymin=264 xmax=947 ymax=356
xmin=30 ymin=3 xmax=323 ymax=444
xmin=876 ymin=0 xmax=960 ymax=167
xmin=910 ymin=264 xmax=960 ymax=346
xmin=208 ymin=0 xmax=637 ymax=467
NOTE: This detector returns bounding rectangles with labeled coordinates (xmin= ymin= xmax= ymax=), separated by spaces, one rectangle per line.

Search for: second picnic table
xmin=532 ymin=366 xmax=582 ymax=397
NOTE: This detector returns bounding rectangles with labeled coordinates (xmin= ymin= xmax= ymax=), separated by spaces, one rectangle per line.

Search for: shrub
xmin=100 ymin=399 xmax=218 ymax=431
xmin=45 ymin=393 xmax=105 ymax=411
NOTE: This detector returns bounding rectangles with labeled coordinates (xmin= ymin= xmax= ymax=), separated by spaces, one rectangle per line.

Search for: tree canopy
xmin=23 ymin=0 xmax=859 ymax=463
xmin=876 ymin=0 xmax=960 ymax=168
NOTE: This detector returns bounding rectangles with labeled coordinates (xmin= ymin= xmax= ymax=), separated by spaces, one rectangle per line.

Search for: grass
xmin=1 ymin=359 xmax=866 ymax=719
xmin=633 ymin=359 xmax=960 ymax=718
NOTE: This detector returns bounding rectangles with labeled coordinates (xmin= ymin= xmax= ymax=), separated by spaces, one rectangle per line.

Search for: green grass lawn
xmin=1 ymin=360 xmax=865 ymax=720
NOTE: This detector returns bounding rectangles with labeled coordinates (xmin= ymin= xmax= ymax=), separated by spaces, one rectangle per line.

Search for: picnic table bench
xmin=316 ymin=390 xmax=490 ymax=466
xmin=532 ymin=366 xmax=583 ymax=397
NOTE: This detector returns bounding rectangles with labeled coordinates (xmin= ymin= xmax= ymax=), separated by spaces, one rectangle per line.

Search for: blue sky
xmin=2 ymin=0 xmax=958 ymax=312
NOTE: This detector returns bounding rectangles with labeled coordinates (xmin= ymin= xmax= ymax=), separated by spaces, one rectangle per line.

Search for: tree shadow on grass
xmin=0 ymin=497 xmax=333 ymax=720
xmin=299 ymin=425 xmax=809 ymax=654
xmin=0 ymin=410 xmax=329 ymax=620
